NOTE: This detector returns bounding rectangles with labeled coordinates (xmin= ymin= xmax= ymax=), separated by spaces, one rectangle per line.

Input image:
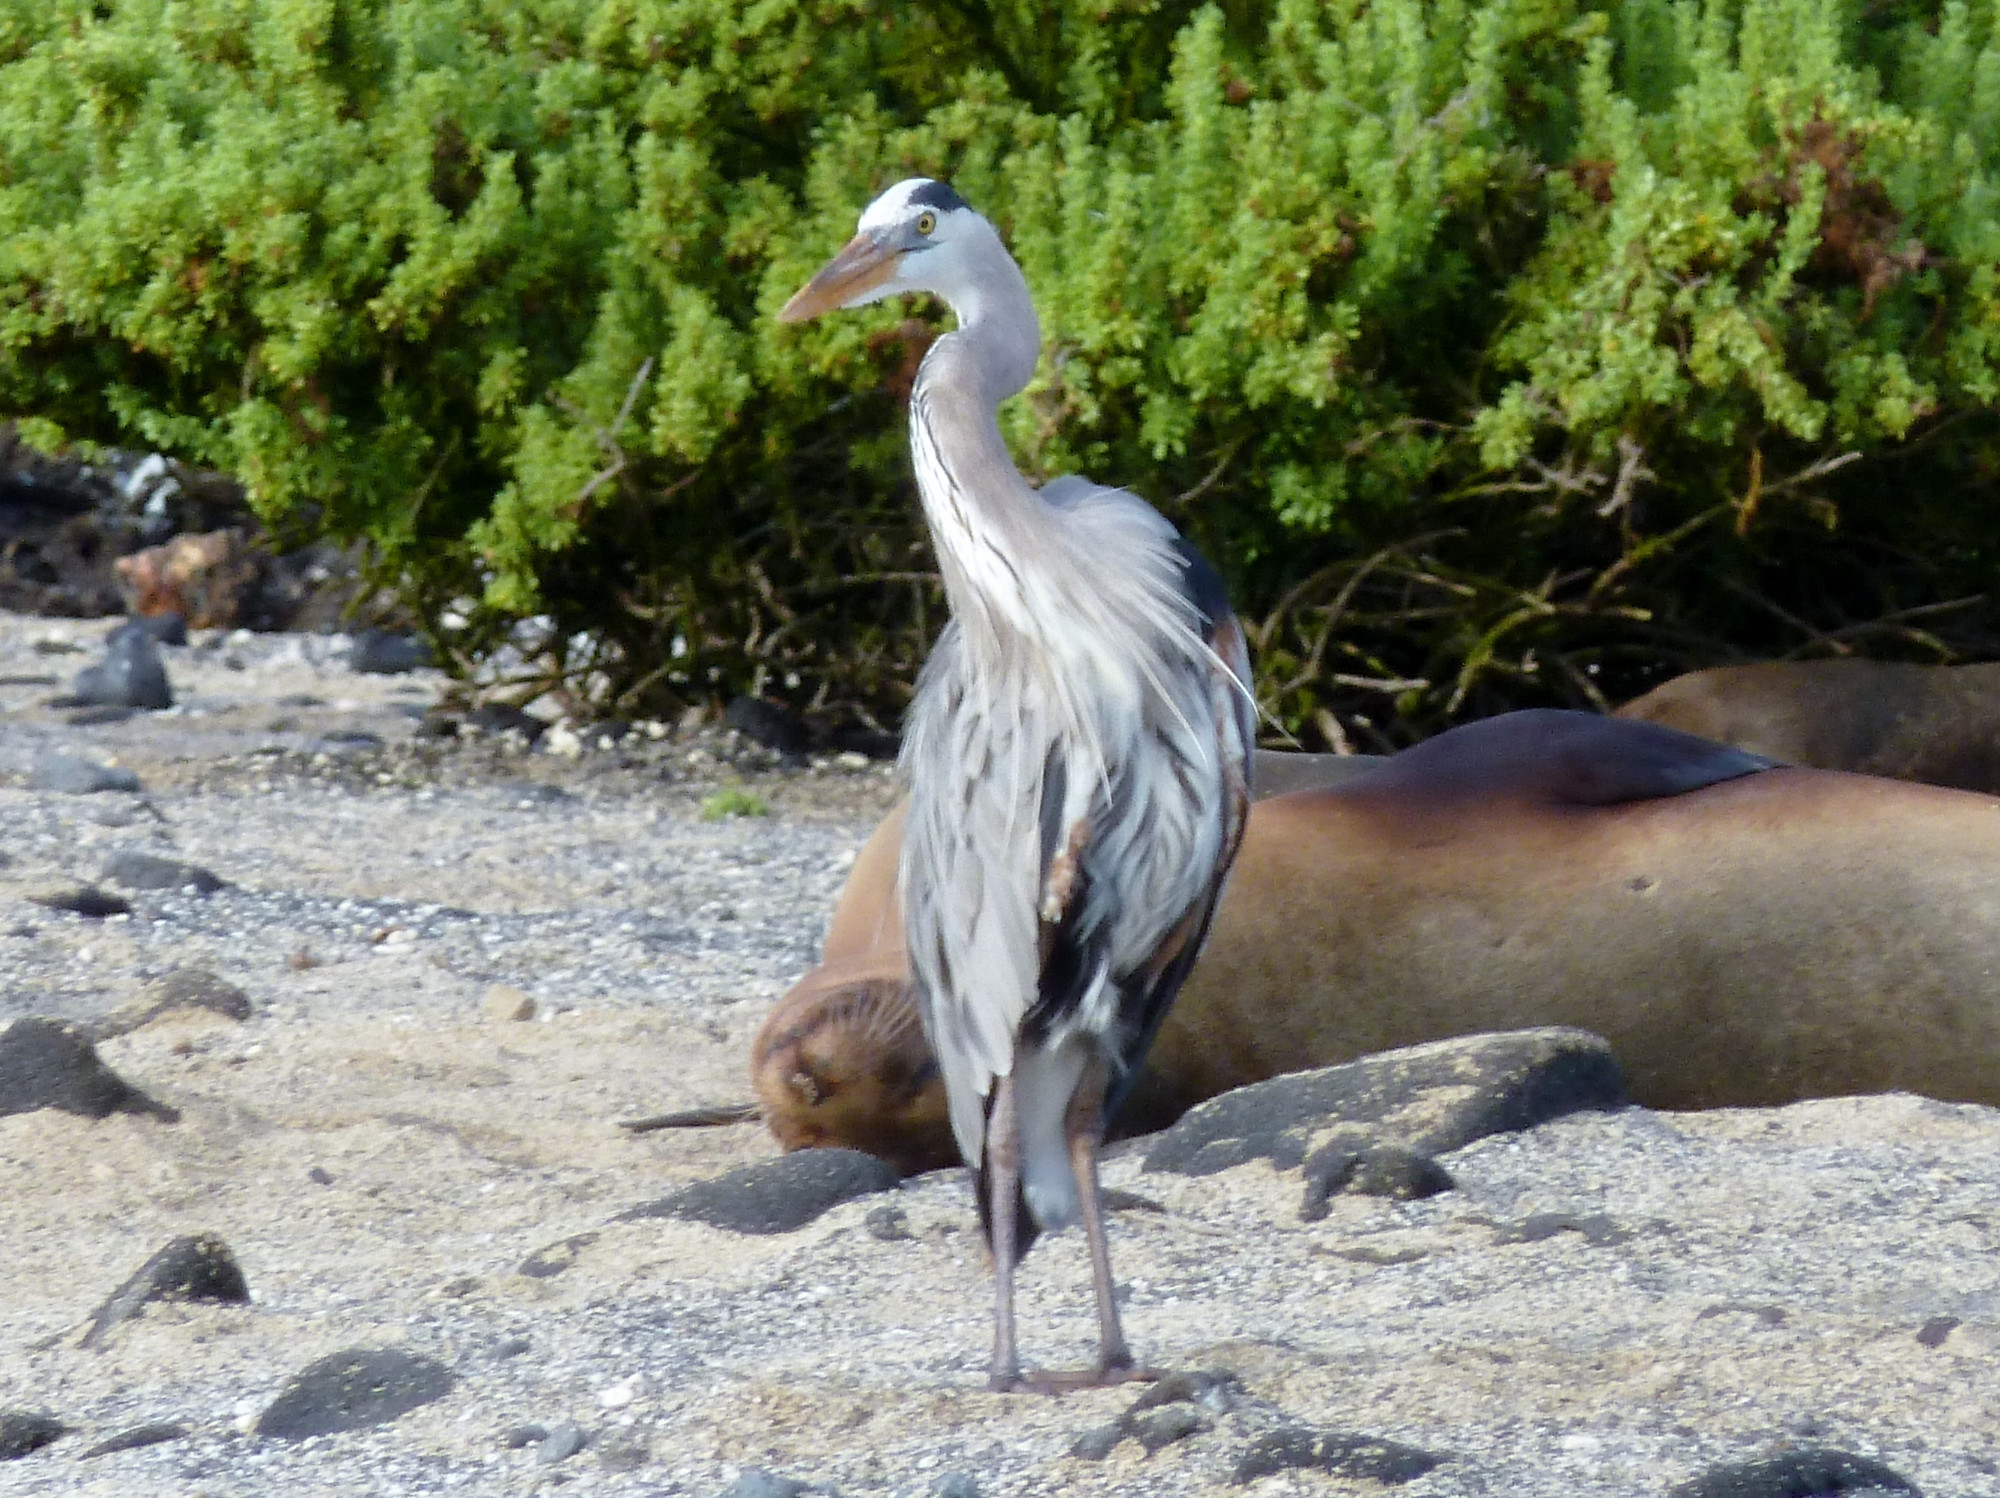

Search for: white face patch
xmin=858 ymin=178 xmax=936 ymax=233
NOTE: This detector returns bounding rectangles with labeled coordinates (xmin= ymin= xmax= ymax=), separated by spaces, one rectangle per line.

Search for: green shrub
xmin=2 ymin=0 xmax=1997 ymax=743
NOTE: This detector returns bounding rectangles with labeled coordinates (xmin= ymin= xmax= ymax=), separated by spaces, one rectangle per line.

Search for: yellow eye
xmin=915 ymin=211 xmax=937 ymax=236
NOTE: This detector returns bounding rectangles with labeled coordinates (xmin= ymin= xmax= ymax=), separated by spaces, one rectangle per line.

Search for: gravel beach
xmin=2 ymin=609 xmax=1997 ymax=1498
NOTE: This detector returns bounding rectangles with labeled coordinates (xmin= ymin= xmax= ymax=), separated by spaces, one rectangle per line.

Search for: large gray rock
xmin=257 ymin=1347 xmax=455 ymax=1440
xmin=1144 ymin=1027 xmax=1627 ymax=1176
xmin=0 ymin=1019 xmax=176 ymax=1122
xmin=69 ymin=625 xmax=172 ymax=709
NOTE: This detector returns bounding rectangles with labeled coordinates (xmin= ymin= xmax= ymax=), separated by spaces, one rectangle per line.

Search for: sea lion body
xmin=1618 ymin=659 xmax=2000 ymax=794
xmin=754 ymin=713 xmax=2000 ymax=1170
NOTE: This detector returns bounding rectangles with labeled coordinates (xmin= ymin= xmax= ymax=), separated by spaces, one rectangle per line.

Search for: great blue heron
xmin=779 ymin=178 xmax=1254 ymax=1392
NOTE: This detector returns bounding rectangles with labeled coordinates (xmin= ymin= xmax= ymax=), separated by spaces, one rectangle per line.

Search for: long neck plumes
xmin=907 ymin=229 xmax=1049 ymax=646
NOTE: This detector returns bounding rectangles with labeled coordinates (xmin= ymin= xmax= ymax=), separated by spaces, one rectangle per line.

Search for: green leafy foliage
xmin=2 ymin=0 xmax=1997 ymax=743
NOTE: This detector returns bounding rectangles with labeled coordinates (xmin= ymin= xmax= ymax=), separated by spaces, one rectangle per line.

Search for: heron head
xmin=778 ymin=178 xmax=983 ymax=324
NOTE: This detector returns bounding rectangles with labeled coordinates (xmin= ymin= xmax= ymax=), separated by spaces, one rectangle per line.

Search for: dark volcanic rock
xmin=1145 ymin=1028 xmax=1626 ymax=1176
xmin=70 ymin=625 xmax=172 ymax=709
xmin=536 ymin=1421 xmax=587 ymax=1464
xmin=1233 ymin=1427 xmax=1445 ymax=1485
xmin=80 ymin=1421 xmax=187 ymax=1457
xmin=80 ymin=1233 xmax=251 ymax=1349
xmin=0 ymin=1411 xmax=66 ymax=1460
xmin=257 ymin=1347 xmax=456 ymax=1440
xmin=725 ymin=695 xmax=812 ymax=757
xmin=102 ymin=851 xmax=226 ymax=895
xmin=618 ymin=1148 xmax=900 ymax=1235
xmin=1667 ymin=1447 xmax=1920 ymax=1497
xmin=96 ymin=969 xmax=252 ymax=1040
xmin=27 ymin=753 xmax=142 ymax=794
xmin=348 ymin=629 xmax=431 ymax=675
xmin=29 ymin=885 xmax=132 ymax=918
xmin=1300 ymin=1140 xmax=1456 ymax=1220
xmin=0 ymin=1018 xmax=176 ymax=1121
xmin=723 ymin=1470 xmax=814 ymax=1498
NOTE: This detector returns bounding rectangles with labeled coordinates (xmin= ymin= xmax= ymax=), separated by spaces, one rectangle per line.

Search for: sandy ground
xmin=2 ymin=611 xmax=1997 ymax=1497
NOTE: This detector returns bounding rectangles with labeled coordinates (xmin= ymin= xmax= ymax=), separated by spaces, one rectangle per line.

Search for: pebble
xmin=517 ymin=1233 xmax=598 ymax=1280
xmin=29 ymin=884 xmax=132 ymax=918
xmin=79 ymin=1421 xmax=188 ymax=1458
xmin=499 ymin=1423 xmax=548 ymax=1449
xmin=27 ymin=752 xmax=142 ymax=794
xmin=482 ymin=984 xmax=537 ymax=1022
xmin=69 ymin=625 xmax=172 ymax=709
xmin=1232 ymin=1427 xmax=1445 ymax=1485
xmin=101 ymin=850 xmax=227 ymax=894
xmin=0 ymin=1411 xmax=66 ymax=1460
xmin=0 ymin=1018 xmax=177 ymax=1121
xmin=256 ymin=1347 xmax=456 ymax=1440
xmin=1666 ymin=1447 xmax=1919 ymax=1497
xmin=863 ymin=1203 xmax=912 ymax=1241
xmin=347 ymin=629 xmax=431 ymax=675
xmin=618 ymin=1148 xmax=900 ymax=1235
xmin=723 ymin=1468 xmax=813 ymax=1498
xmin=80 ymin=1233 xmax=251 ymax=1349
xmin=96 ymin=968 xmax=253 ymax=1037
xmin=1299 ymin=1139 xmax=1455 ymax=1220
xmin=535 ymin=1421 xmax=587 ymax=1464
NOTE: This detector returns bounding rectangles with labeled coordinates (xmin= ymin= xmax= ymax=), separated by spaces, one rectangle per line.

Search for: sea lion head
xmin=750 ymin=962 xmax=956 ymax=1176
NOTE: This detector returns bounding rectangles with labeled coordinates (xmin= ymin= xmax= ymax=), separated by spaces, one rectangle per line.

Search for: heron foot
xmin=990 ymin=1362 xmax=1163 ymax=1396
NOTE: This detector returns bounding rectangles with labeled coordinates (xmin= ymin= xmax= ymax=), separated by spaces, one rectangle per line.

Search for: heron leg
xmin=1009 ymin=1061 xmax=1161 ymax=1394
xmin=986 ymin=1072 xmax=1025 ymax=1393
xmin=1067 ymin=1062 xmax=1151 ymax=1381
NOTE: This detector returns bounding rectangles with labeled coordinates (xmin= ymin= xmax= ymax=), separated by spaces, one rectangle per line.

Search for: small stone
xmin=494 ymin=1336 xmax=532 ymax=1358
xmin=724 ymin=696 xmax=811 ymax=756
xmin=1070 ymin=1423 xmax=1125 ymax=1461
xmin=28 ymin=754 xmax=142 ymax=794
xmin=1233 ymin=1427 xmax=1445 ymax=1485
xmin=348 ymin=629 xmax=431 ymax=675
xmin=933 ymin=1474 xmax=980 ymax=1498
xmin=535 ymin=1421 xmax=587 ymax=1464
xmin=287 ymin=948 xmax=318 ymax=971
xmin=1493 ymin=1211 xmax=1631 ymax=1248
xmin=102 ymin=852 xmax=226 ymax=895
xmin=518 ymin=1233 xmax=598 ymax=1280
xmin=1129 ymin=1370 xmax=1240 ymax=1416
xmin=499 ymin=1423 xmax=548 ymax=1449
xmin=864 ymin=1203 xmax=912 ymax=1241
xmin=1666 ymin=1448 xmax=1920 ymax=1498
xmin=0 ymin=1018 xmax=176 ymax=1122
xmin=597 ymin=1436 xmax=648 ymax=1472
xmin=97 ymin=969 xmax=251 ymax=1039
xmin=0 ymin=1411 xmax=66 ymax=1459
xmin=29 ymin=886 xmax=132 ymax=918
xmin=257 ymin=1347 xmax=456 ymax=1439
xmin=1916 ymin=1315 xmax=1959 ymax=1348
xmin=467 ymin=701 xmax=548 ymax=742
xmin=1300 ymin=1141 xmax=1455 ymax=1221
xmin=483 ymin=985 xmax=536 ymax=1023
xmin=722 ymin=1468 xmax=812 ymax=1498
xmin=70 ymin=627 xmax=172 ymax=709
xmin=307 ymin=1166 xmax=334 ymax=1185
xmin=1133 ymin=1405 xmax=1209 ymax=1453
xmin=618 ymin=1148 xmax=900 ymax=1235
xmin=80 ymin=1233 xmax=250 ymax=1348
xmin=80 ymin=1421 xmax=187 ymax=1458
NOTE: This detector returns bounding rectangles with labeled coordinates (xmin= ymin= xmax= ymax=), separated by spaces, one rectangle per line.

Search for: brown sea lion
xmin=1617 ymin=659 xmax=2000 ymax=794
xmin=753 ymin=711 xmax=2000 ymax=1171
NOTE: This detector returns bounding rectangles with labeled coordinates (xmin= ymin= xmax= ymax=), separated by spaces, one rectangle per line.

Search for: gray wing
xmin=900 ymin=485 xmax=1255 ymax=1168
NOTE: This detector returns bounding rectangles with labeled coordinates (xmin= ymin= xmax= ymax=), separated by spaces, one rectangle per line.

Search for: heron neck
xmin=908 ymin=240 xmax=1051 ymax=641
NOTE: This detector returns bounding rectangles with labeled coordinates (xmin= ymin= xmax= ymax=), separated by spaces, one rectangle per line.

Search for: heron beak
xmin=778 ymin=231 xmax=898 ymax=323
